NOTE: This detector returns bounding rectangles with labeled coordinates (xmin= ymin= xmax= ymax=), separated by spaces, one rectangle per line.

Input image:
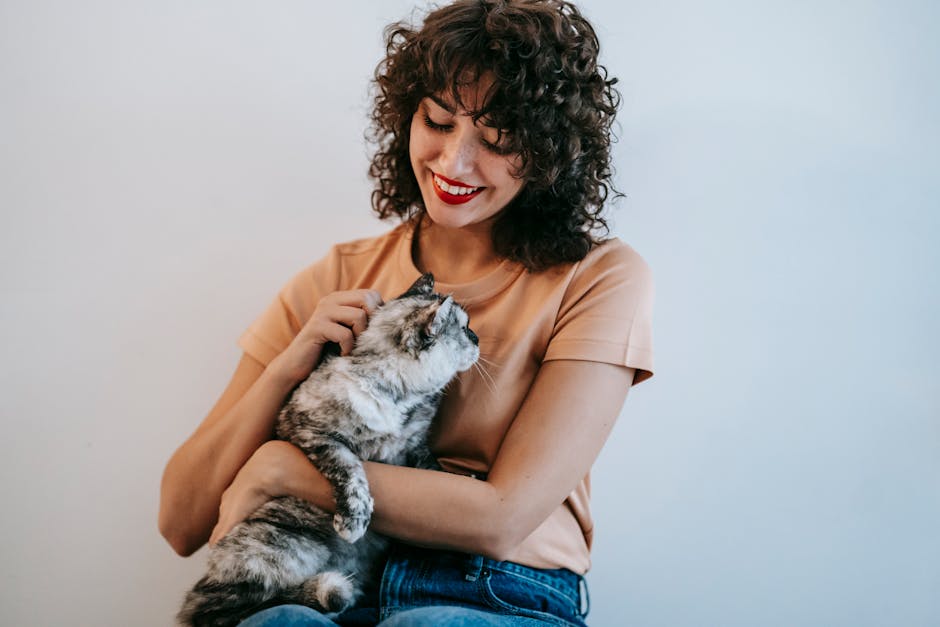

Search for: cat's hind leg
xmin=181 ymin=498 xmax=336 ymax=626
xmin=177 ymin=576 xmax=272 ymax=627
xmin=282 ymin=571 xmax=358 ymax=614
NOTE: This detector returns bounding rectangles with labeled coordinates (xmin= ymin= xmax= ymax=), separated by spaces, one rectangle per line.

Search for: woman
xmin=159 ymin=1 xmax=654 ymax=625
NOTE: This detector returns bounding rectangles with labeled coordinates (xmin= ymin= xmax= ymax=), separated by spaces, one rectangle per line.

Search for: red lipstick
xmin=431 ymin=172 xmax=485 ymax=205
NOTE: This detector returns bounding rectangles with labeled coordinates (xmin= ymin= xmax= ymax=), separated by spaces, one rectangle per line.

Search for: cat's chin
xmin=459 ymin=350 xmax=480 ymax=372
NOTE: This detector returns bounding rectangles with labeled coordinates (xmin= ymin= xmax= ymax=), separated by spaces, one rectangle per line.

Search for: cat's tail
xmin=297 ymin=570 xmax=358 ymax=613
xmin=177 ymin=576 xmax=273 ymax=627
xmin=177 ymin=572 xmax=358 ymax=626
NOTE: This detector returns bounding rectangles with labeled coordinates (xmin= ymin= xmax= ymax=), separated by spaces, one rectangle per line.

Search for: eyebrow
xmin=427 ymin=93 xmax=456 ymax=114
xmin=426 ymin=93 xmax=501 ymax=131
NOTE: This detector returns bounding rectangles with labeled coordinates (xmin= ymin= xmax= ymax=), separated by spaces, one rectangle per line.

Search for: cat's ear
xmin=398 ymin=273 xmax=435 ymax=299
xmin=401 ymin=297 xmax=453 ymax=356
xmin=427 ymin=296 xmax=455 ymax=337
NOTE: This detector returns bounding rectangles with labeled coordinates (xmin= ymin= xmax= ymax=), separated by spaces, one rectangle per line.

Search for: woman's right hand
xmin=271 ymin=289 xmax=384 ymax=384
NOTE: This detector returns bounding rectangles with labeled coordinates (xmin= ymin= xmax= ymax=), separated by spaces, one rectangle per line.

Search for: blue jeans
xmin=239 ymin=544 xmax=589 ymax=626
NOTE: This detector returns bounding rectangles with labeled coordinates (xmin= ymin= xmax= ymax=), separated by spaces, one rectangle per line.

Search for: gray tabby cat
xmin=178 ymin=274 xmax=479 ymax=627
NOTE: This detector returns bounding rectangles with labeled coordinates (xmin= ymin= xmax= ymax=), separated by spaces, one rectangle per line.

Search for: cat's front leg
xmin=302 ymin=439 xmax=373 ymax=543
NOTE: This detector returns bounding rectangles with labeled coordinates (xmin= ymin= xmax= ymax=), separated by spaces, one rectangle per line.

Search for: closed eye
xmin=481 ymin=136 xmax=514 ymax=156
xmin=422 ymin=112 xmax=514 ymax=156
xmin=423 ymin=113 xmax=451 ymax=132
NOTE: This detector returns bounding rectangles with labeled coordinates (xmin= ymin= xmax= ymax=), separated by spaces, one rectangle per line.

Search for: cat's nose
xmin=466 ymin=328 xmax=479 ymax=345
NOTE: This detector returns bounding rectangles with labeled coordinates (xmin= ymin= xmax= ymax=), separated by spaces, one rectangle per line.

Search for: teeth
xmin=435 ymin=175 xmax=480 ymax=196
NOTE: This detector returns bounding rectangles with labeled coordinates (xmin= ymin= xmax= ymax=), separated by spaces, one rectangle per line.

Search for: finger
xmin=361 ymin=290 xmax=384 ymax=314
xmin=330 ymin=305 xmax=369 ymax=336
xmin=326 ymin=289 xmax=384 ymax=311
xmin=322 ymin=323 xmax=355 ymax=356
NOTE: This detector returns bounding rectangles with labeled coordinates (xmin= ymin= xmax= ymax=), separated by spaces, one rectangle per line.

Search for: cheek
xmin=484 ymin=155 xmax=524 ymax=189
xmin=409 ymin=117 xmax=434 ymax=160
xmin=409 ymin=121 xmax=421 ymax=161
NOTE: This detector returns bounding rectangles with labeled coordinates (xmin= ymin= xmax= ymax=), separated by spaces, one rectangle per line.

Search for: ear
xmin=427 ymin=296 xmax=455 ymax=337
xmin=398 ymin=273 xmax=435 ymax=299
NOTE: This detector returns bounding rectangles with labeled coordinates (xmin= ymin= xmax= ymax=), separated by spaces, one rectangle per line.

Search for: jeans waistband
xmin=390 ymin=544 xmax=590 ymax=617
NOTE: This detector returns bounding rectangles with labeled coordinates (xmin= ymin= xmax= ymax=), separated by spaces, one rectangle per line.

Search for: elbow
xmin=167 ymin=537 xmax=198 ymax=558
xmin=160 ymin=524 xmax=202 ymax=557
xmin=158 ymin=507 xmax=204 ymax=557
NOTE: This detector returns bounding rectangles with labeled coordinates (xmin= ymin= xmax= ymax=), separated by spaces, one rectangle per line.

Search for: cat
xmin=178 ymin=273 xmax=480 ymax=627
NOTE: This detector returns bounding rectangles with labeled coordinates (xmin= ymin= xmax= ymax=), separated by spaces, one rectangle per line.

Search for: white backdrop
xmin=1 ymin=1 xmax=937 ymax=626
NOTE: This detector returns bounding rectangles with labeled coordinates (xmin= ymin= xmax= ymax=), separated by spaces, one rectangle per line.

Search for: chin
xmin=424 ymin=205 xmax=488 ymax=231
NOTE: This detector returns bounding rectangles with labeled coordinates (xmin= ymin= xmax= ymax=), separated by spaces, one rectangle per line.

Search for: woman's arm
xmin=158 ymin=289 xmax=383 ymax=556
xmin=368 ymin=359 xmax=634 ymax=558
xmin=210 ymin=359 xmax=634 ymax=560
xmin=158 ymin=353 xmax=291 ymax=556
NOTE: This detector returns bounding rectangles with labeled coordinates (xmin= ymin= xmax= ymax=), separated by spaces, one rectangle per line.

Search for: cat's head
xmin=354 ymin=274 xmax=479 ymax=386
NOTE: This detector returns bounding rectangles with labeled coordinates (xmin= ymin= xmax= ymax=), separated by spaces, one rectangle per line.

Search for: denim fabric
xmin=240 ymin=605 xmax=337 ymax=627
xmin=238 ymin=543 xmax=589 ymax=626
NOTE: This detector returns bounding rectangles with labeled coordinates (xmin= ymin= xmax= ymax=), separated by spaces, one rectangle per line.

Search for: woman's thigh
xmin=377 ymin=606 xmax=558 ymax=626
xmin=238 ymin=604 xmax=338 ymax=627
xmin=377 ymin=545 xmax=587 ymax=626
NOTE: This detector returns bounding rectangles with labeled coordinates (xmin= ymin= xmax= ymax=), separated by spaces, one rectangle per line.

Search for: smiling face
xmin=409 ymin=79 xmax=525 ymax=231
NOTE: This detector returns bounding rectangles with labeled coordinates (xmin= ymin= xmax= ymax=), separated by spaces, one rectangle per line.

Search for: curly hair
xmin=369 ymin=0 xmax=621 ymax=271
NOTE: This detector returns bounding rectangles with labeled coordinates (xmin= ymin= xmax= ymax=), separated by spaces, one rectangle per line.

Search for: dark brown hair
xmin=369 ymin=0 xmax=621 ymax=271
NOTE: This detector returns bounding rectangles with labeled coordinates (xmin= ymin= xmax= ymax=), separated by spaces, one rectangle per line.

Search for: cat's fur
xmin=178 ymin=274 xmax=479 ymax=627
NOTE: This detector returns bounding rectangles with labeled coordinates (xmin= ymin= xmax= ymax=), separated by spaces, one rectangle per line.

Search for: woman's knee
xmin=237 ymin=604 xmax=336 ymax=627
xmin=379 ymin=606 xmax=514 ymax=626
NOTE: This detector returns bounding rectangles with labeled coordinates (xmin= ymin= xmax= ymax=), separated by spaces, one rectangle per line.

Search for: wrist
xmin=269 ymin=441 xmax=336 ymax=512
xmin=265 ymin=351 xmax=313 ymax=390
xmin=252 ymin=440 xmax=294 ymax=497
xmin=268 ymin=342 xmax=323 ymax=386
xmin=253 ymin=441 xmax=332 ymax=510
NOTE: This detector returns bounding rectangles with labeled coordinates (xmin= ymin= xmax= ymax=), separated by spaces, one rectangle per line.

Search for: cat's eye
xmin=465 ymin=327 xmax=479 ymax=346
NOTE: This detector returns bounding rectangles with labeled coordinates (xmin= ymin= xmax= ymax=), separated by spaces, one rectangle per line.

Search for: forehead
xmin=428 ymin=73 xmax=498 ymax=116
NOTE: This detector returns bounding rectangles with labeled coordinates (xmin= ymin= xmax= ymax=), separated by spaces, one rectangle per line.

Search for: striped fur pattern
xmin=178 ymin=274 xmax=479 ymax=626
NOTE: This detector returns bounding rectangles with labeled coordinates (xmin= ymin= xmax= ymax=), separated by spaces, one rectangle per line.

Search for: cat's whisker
xmin=476 ymin=355 xmax=502 ymax=369
xmin=473 ymin=361 xmax=497 ymax=396
xmin=476 ymin=360 xmax=497 ymax=385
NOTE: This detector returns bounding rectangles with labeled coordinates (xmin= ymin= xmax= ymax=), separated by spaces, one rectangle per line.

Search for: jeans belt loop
xmin=463 ymin=553 xmax=486 ymax=582
xmin=578 ymin=576 xmax=591 ymax=617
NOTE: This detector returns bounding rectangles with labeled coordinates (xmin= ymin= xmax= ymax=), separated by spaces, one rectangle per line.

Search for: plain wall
xmin=1 ymin=1 xmax=937 ymax=626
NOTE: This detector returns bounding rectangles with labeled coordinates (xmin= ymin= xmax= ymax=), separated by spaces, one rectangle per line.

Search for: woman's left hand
xmin=208 ymin=440 xmax=332 ymax=545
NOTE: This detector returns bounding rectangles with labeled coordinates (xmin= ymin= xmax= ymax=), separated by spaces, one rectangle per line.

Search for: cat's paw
xmin=303 ymin=571 xmax=356 ymax=614
xmin=333 ymin=512 xmax=370 ymax=543
xmin=334 ymin=491 xmax=373 ymax=542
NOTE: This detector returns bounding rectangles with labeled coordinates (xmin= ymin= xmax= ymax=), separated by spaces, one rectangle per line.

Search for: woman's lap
xmin=239 ymin=544 xmax=588 ymax=627
xmin=378 ymin=606 xmax=563 ymax=626
xmin=239 ymin=604 xmax=568 ymax=626
xmin=238 ymin=604 xmax=338 ymax=627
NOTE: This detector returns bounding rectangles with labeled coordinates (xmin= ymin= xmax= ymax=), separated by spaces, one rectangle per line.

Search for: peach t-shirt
xmin=238 ymin=222 xmax=655 ymax=574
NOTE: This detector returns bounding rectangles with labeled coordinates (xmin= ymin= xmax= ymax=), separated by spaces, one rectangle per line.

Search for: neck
xmin=412 ymin=215 xmax=503 ymax=284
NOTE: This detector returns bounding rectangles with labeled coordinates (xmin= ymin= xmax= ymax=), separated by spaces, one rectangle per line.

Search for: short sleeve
xmin=542 ymin=240 xmax=655 ymax=386
xmin=237 ymin=246 xmax=344 ymax=366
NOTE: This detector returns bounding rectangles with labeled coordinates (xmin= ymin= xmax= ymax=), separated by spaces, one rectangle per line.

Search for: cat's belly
xmin=207 ymin=496 xmax=389 ymax=590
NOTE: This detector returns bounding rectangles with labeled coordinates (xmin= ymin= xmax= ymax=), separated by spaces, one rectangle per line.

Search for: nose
xmin=440 ymin=124 xmax=478 ymax=178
